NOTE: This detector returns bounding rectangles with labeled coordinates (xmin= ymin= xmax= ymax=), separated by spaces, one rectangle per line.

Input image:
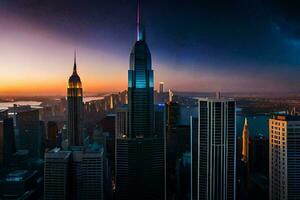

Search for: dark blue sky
xmin=1 ymin=0 xmax=300 ymax=94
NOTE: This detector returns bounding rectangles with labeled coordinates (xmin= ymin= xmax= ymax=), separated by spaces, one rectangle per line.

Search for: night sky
xmin=1 ymin=0 xmax=300 ymax=95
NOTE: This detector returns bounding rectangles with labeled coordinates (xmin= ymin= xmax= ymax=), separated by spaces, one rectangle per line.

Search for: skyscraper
xmin=0 ymin=109 xmax=16 ymax=166
xmin=159 ymin=82 xmax=164 ymax=93
xmin=67 ymin=53 xmax=83 ymax=146
xmin=16 ymin=109 xmax=45 ymax=158
xmin=44 ymin=148 xmax=71 ymax=200
xmin=115 ymin=3 xmax=165 ymax=200
xmin=44 ymin=146 xmax=104 ymax=200
xmin=47 ymin=121 xmax=58 ymax=149
xmin=242 ymin=118 xmax=249 ymax=163
xmin=269 ymin=115 xmax=300 ymax=200
xmin=191 ymin=98 xmax=236 ymax=200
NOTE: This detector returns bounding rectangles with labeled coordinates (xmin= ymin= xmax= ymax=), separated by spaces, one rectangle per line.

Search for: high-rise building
xmin=191 ymin=98 xmax=236 ymax=200
xmin=242 ymin=118 xmax=249 ymax=163
xmin=269 ymin=115 xmax=300 ymax=200
xmin=67 ymin=53 xmax=83 ymax=146
xmin=159 ymin=82 xmax=164 ymax=93
xmin=115 ymin=4 xmax=166 ymax=200
xmin=16 ymin=109 xmax=46 ymax=158
xmin=166 ymin=101 xmax=180 ymax=131
xmin=0 ymin=109 xmax=16 ymax=166
xmin=44 ymin=148 xmax=71 ymax=200
xmin=44 ymin=146 xmax=105 ymax=200
xmin=115 ymin=105 xmax=128 ymax=138
xmin=70 ymin=146 xmax=104 ymax=200
xmin=47 ymin=121 xmax=58 ymax=149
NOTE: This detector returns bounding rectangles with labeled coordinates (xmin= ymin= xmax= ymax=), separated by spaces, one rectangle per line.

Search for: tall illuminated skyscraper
xmin=242 ymin=118 xmax=249 ymax=163
xmin=67 ymin=53 xmax=83 ymax=146
xmin=116 ymin=3 xmax=165 ymax=200
xmin=127 ymin=11 xmax=154 ymax=137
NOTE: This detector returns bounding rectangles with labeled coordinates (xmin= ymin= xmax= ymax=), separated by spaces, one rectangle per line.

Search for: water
xmin=0 ymin=101 xmax=42 ymax=110
xmin=179 ymin=105 xmax=270 ymax=138
xmin=237 ymin=115 xmax=270 ymax=138
xmin=0 ymin=96 xmax=104 ymax=110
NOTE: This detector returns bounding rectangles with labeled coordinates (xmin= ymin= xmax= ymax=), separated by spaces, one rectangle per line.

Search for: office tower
xmin=115 ymin=105 xmax=128 ymax=138
xmin=242 ymin=118 xmax=249 ymax=162
xmin=67 ymin=53 xmax=83 ymax=146
xmin=47 ymin=121 xmax=58 ymax=148
xmin=44 ymin=148 xmax=71 ymax=200
xmin=71 ymin=146 xmax=104 ymax=200
xmin=168 ymin=89 xmax=174 ymax=102
xmin=166 ymin=101 xmax=180 ymax=131
xmin=159 ymin=82 xmax=164 ymax=93
xmin=16 ymin=109 xmax=46 ymax=158
xmin=116 ymin=4 xmax=165 ymax=200
xmin=191 ymin=98 xmax=236 ymax=200
xmin=250 ymin=134 xmax=268 ymax=175
xmin=269 ymin=115 xmax=300 ymax=200
xmin=0 ymin=110 xmax=16 ymax=166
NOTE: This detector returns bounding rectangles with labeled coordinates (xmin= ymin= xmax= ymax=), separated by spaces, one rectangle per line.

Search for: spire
xmin=242 ymin=117 xmax=249 ymax=163
xmin=136 ymin=0 xmax=145 ymax=41
xmin=73 ymin=50 xmax=77 ymax=73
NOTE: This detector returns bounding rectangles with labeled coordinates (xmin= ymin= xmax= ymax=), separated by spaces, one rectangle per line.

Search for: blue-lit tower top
xmin=128 ymin=2 xmax=154 ymax=138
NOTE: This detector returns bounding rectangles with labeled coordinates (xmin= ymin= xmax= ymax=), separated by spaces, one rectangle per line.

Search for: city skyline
xmin=1 ymin=1 xmax=300 ymax=95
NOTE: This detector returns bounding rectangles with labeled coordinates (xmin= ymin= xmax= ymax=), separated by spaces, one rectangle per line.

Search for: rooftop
xmin=273 ymin=115 xmax=300 ymax=121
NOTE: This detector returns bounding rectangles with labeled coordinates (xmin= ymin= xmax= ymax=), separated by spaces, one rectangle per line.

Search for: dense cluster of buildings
xmin=0 ymin=4 xmax=300 ymax=200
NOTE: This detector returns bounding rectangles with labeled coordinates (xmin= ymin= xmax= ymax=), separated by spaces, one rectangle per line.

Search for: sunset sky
xmin=1 ymin=0 xmax=300 ymax=96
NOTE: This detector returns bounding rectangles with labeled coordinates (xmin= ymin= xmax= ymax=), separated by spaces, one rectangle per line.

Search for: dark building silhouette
xmin=166 ymin=101 xmax=180 ymax=131
xmin=115 ymin=4 xmax=166 ymax=200
xmin=16 ymin=109 xmax=46 ymax=158
xmin=67 ymin=53 xmax=84 ymax=146
xmin=0 ymin=110 xmax=16 ymax=166
xmin=47 ymin=121 xmax=58 ymax=149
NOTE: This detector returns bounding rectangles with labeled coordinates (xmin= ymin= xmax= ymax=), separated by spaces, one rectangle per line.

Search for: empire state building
xmin=67 ymin=53 xmax=83 ymax=146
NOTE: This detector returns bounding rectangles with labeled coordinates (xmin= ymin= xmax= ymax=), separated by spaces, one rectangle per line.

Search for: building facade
xmin=191 ymin=98 xmax=236 ymax=200
xmin=44 ymin=149 xmax=71 ymax=200
xmin=269 ymin=115 xmax=300 ymax=200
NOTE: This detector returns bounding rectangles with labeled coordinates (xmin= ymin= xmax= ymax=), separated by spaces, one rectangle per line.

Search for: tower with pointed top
xmin=67 ymin=52 xmax=83 ymax=146
xmin=115 ymin=2 xmax=166 ymax=200
xmin=242 ymin=118 xmax=249 ymax=162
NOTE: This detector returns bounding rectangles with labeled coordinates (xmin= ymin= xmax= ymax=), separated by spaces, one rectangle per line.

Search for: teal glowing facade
xmin=128 ymin=28 xmax=154 ymax=138
xmin=115 ymin=4 xmax=166 ymax=200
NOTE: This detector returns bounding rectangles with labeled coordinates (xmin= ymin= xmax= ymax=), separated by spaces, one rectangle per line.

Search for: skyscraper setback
xmin=67 ymin=53 xmax=83 ymax=146
xmin=115 ymin=3 xmax=165 ymax=200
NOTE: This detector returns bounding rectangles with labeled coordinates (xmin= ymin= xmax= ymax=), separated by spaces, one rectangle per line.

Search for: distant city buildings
xmin=269 ymin=115 xmax=300 ymax=200
xmin=191 ymin=97 xmax=236 ymax=200
xmin=67 ymin=53 xmax=84 ymax=146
